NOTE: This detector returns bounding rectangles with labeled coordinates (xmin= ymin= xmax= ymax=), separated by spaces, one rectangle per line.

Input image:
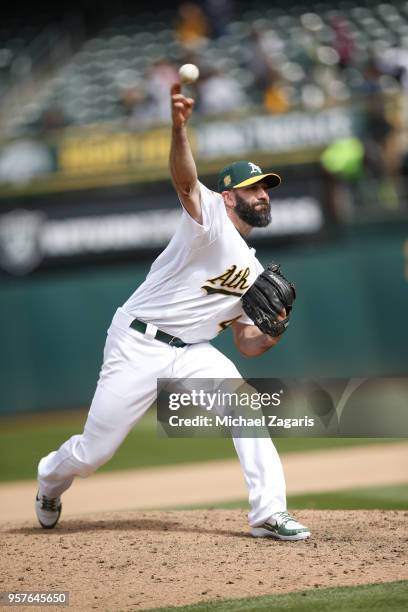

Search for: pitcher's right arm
xmin=169 ymin=83 xmax=202 ymax=224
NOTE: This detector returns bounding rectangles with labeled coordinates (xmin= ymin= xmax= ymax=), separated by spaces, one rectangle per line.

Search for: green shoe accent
xmin=251 ymin=511 xmax=310 ymax=541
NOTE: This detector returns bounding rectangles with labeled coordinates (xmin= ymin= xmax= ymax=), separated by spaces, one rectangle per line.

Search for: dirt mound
xmin=1 ymin=509 xmax=407 ymax=611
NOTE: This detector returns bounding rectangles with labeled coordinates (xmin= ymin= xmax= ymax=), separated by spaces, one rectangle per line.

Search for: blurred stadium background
xmin=1 ymin=0 xmax=407 ymax=415
xmin=1 ymin=8 xmax=407 ymax=612
xmin=0 ymin=0 xmax=407 ymax=460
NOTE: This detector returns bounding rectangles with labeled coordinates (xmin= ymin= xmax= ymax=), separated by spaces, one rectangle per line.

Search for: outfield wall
xmin=1 ymin=223 xmax=407 ymax=414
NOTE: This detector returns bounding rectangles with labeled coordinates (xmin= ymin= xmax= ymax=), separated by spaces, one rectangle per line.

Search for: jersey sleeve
xmin=179 ymin=181 xmax=226 ymax=247
xmin=238 ymin=311 xmax=256 ymax=326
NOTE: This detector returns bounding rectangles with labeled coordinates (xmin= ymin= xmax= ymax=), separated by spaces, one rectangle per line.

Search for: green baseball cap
xmin=217 ymin=160 xmax=281 ymax=193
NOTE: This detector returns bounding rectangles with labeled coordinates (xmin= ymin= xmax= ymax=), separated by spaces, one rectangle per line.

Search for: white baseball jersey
xmin=122 ymin=182 xmax=264 ymax=343
xmin=38 ymin=181 xmax=288 ymax=529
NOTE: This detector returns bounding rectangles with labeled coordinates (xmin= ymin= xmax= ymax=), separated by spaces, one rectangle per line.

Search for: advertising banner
xmin=0 ymin=176 xmax=328 ymax=275
xmin=0 ymin=107 xmax=353 ymax=197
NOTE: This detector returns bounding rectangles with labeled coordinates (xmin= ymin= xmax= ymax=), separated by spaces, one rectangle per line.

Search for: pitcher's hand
xmin=171 ymin=83 xmax=194 ymax=129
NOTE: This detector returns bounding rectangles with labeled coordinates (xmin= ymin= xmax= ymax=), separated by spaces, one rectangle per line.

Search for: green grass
xmin=288 ymin=483 xmax=408 ymax=510
xmin=140 ymin=581 xmax=408 ymax=612
xmin=0 ymin=408 xmax=404 ymax=481
xmin=167 ymin=483 xmax=408 ymax=512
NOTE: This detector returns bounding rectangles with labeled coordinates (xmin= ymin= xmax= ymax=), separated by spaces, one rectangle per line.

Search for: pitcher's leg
xmin=38 ymin=383 xmax=153 ymax=498
xmin=232 ymin=436 xmax=286 ymax=526
xmin=38 ymin=321 xmax=174 ymax=499
xmin=176 ymin=342 xmax=287 ymax=526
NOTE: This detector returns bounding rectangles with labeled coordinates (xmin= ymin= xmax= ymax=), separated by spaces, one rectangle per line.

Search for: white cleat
xmin=251 ymin=511 xmax=310 ymax=541
xmin=35 ymin=492 xmax=62 ymax=529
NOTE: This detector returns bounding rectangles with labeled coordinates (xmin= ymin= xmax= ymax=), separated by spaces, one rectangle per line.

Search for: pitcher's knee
xmin=71 ymin=437 xmax=115 ymax=476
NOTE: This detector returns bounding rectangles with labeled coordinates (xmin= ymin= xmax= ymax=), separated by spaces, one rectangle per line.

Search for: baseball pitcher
xmin=35 ymin=83 xmax=310 ymax=541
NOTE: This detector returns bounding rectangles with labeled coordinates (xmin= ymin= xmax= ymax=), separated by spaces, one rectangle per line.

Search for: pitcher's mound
xmin=2 ymin=509 xmax=407 ymax=611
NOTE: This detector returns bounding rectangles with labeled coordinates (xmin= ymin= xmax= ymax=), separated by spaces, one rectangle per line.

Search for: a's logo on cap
xmin=224 ymin=175 xmax=232 ymax=186
xmin=248 ymin=162 xmax=262 ymax=174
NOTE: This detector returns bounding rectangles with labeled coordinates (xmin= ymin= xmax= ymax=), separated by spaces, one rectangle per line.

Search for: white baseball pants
xmin=38 ymin=308 xmax=287 ymax=526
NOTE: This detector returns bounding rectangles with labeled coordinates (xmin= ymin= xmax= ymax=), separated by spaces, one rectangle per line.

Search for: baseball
xmin=178 ymin=63 xmax=200 ymax=84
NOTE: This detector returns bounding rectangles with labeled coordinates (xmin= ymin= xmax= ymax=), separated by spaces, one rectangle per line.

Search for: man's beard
xmin=234 ymin=192 xmax=271 ymax=227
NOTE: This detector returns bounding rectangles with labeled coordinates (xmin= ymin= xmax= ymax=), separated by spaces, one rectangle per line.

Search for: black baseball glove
xmin=241 ymin=263 xmax=296 ymax=337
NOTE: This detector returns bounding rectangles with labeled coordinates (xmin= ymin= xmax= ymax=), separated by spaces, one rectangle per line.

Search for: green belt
xmin=130 ymin=319 xmax=188 ymax=348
